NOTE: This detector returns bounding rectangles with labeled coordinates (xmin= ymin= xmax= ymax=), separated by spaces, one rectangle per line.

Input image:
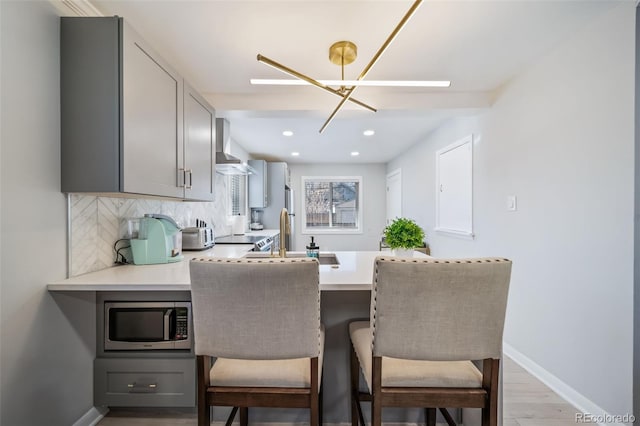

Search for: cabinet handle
xmin=185 ymin=169 xmax=193 ymax=189
xmin=163 ymin=309 xmax=173 ymax=341
xmin=127 ymin=382 xmax=158 ymax=393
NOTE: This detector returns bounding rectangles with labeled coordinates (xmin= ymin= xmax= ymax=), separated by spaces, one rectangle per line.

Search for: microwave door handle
xmin=164 ymin=309 xmax=173 ymax=341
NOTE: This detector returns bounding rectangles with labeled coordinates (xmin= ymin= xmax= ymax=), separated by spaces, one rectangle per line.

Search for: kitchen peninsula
xmin=48 ymin=249 xmax=429 ymax=423
xmin=48 ymin=249 xmax=423 ymax=291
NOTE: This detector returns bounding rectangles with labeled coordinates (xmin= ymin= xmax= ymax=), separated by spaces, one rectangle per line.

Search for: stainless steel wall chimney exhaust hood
xmin=215 ymin=118 xmax=256 ymax=175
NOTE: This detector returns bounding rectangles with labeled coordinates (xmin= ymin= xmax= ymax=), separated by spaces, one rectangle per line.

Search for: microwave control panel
xmin=175 ymin=307 xmax=189 ymax=340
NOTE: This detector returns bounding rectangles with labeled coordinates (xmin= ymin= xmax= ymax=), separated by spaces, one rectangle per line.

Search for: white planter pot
xmin=392 ymin=248 xmax=414 ymax=257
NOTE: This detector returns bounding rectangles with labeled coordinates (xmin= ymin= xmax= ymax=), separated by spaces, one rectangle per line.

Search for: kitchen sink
xmin=243 ymin=251 xmax=340 ymax=266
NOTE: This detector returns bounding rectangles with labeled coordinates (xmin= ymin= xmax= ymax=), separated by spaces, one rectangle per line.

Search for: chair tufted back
xmin=371 ymin=257 xmax=512 ymax=361
xmin=189 ymin=257 xmax=321 ymax=360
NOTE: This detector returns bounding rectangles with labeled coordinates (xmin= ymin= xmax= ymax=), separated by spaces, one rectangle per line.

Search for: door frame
xmin=386 ymin=168 xmax=402 ymax=225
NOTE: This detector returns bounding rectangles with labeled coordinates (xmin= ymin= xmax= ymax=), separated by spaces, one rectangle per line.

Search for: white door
xmin=386 ymin=169 xmax=402 ymax=225
xmin=436 ymin=135 xmax=473 ymax=236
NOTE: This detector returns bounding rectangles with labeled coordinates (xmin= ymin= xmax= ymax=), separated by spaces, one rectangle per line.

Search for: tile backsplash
xmin=69 ymin=177 xmax=232 ymax=277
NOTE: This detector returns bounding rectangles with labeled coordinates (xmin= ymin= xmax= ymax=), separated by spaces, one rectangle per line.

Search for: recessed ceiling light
xmin=291 ymin=152 xmax=300 ymax=156
xmin=283 ymin=130 xmax=294 ymax=137
xmin=351 ymin=151 xmax=360 ymax=156
xmin=363 ymin=130 xmax=375 ymax=136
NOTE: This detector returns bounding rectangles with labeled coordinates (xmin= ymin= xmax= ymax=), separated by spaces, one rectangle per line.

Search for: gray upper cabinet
xmin=184 ymin=84 xmax=215 ymax=201
xmin=121 ymin=22 xmax=184 ymax=198
xmin=248 ymin=159 xmax=268 ymax=208
xmin=60 ymin=17 xmax=215 ymax=201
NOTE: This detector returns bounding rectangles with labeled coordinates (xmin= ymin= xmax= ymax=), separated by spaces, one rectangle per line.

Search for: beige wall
xmin=388 ymin=3 xmax=635 ymax=420
xmin=1 ymin=2 xmax=96 ymax=424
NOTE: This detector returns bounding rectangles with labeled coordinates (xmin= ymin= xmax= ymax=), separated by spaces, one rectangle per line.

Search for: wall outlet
xmin=507 ymin=195 xmax=517 ymax=211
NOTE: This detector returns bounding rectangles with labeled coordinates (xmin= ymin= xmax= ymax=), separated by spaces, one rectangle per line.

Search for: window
xmin=228 ymin=174 xmax=246 ymax=216
xmin=302 ymin=176 xmax=362 ymax=234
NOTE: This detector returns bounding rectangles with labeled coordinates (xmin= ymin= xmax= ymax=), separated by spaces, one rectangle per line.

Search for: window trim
xmin=301 ymin=176 xmax=363 ymax=235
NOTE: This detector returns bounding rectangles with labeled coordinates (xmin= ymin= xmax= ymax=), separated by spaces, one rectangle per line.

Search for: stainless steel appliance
xmin=214 ymin=234 xmax=274 ymax=252
xmin=182 ymin=226 xmax=214 ymax=250
xmin=284 ymin=187 xmax=295 ymax=250
xmin=250 ymin=209 xmax=264 ymax=230
xmin=215 ymin=118 xmax=257 ymax=175
xmin=104 ymin=302 xmax=192 ymax=350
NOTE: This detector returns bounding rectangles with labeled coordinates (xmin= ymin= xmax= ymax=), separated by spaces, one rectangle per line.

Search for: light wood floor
xmin=98 ymin=356 xmax=580 ymax=425
xmin=501 ymin=357 xmax=579 ymax=426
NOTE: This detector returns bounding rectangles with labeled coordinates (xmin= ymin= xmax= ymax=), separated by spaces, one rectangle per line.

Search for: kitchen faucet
xmin=279 ymin=208 xmax=289 ymax=258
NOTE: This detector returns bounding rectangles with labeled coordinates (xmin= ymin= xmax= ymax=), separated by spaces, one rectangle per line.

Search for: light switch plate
xmin=507 ymin=195 xmax=517 ymax=211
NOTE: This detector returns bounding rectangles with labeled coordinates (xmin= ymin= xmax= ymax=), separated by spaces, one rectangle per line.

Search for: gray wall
xmin=388 ymin=2 xmax=635 ymax=420
xmin=0 ymin=1 xmax=96 ymax=425
xmin=289 ymin=163 xmax=387 ymax=252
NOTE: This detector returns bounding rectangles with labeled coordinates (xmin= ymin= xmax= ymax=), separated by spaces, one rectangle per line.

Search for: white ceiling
xmin=91 ymin=0 xmax=617 ymax=164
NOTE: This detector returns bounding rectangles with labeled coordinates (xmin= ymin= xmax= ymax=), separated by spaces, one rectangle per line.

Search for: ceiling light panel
xmin=251 ymin=79 xmax=451 ymax=88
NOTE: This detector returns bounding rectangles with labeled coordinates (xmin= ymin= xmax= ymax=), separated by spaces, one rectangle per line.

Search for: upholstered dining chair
xmin=189 ymin=257 xmax=323 ymax=426
xmin=349 ymin=257 xmax=512 ymax=426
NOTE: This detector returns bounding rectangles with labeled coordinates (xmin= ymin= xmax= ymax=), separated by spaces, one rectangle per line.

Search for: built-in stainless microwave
xmin=104 ymin=302 xmax=192 ymax=350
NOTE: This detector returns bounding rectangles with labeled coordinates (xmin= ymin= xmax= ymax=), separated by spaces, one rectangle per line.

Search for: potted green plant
xmin=383 ymin=217 xmax=425 ymax=257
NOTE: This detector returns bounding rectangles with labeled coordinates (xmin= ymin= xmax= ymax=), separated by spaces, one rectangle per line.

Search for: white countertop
xmin=48 ymin=247 xmax=428 ymax=292
xmin=48 ymin=244 xmax=254 ymax=291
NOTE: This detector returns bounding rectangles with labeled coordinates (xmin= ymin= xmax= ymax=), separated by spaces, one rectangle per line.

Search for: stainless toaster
xmin=182 ymin=227 xmax=214 ymax=250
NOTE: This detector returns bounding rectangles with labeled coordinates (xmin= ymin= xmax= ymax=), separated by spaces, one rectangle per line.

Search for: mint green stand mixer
xmin=130 ymin=214 xmax=184 ymax=265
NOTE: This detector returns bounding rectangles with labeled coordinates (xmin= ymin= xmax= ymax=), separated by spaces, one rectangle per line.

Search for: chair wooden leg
xmin=439 ymin=408 xmax=457 ymax=426
xmin=224 ymin=408 xmax=238 ymax=426
xmin=426 ymin=408 xmax=436 ymax=426
xmin=356 ymin=393 xmax=367 ymax=426
xmin=319 ymin=380 xmax=324 ymax=425
xmin=197 ymin=356 xmax=211 ymax=426
xmin=311 ymin=399 xmax=318 ymax=426
xmin=239 ymin=407 xmax=248 ymax=426
xmin=482 ymin=359 xmax=500 ymax=426
xmin=310 ymin=357 xmax=319 ymax=426
xmin=350 ymin=343 xmax=360 ymax=426
xmin=371 ymin=357 xmax=382 ymax=426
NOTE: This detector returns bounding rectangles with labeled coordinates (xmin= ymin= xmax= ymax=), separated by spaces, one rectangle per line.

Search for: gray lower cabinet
xmin=94 ymin=357 xmax=195 ymax=407
xmin=60 ymin=17 xmax=215 ymax=201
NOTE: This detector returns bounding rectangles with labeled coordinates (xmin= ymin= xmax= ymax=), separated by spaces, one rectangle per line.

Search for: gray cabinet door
xmin=95 ymin=357 xmax=195 ymax=407
xmin=248 ymin=159 xmax=268 ymax=208
xmin=184 ymin=83 xmax=215 ymax=201
xmin=122 ymin=23 xmax=184 ymax=198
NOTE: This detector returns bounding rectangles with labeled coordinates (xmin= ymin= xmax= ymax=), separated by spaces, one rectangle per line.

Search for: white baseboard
xmin=503 ymin=342 xmax=630 ymax=426
xmin=72 ymin=406 xmax=109 ymax=426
